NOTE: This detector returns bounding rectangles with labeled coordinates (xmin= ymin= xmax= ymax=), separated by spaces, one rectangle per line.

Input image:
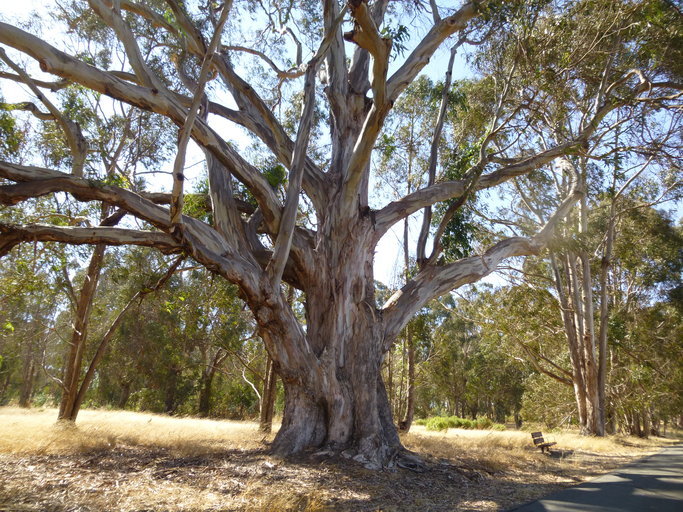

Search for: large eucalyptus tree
xmin=0 ymin=0 xmax=680 ymax=467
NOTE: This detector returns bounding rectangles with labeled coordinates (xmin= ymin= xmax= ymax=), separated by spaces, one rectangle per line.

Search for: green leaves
xmin=380 ymin=24 xmax=410 ymax=60
xmin=263 ymin=164 xmax=287 ymax=189
xmin=0 ymin=97 xmax=25 ymax=158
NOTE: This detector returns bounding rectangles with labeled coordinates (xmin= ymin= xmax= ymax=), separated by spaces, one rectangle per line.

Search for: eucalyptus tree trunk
xmin=258 ymin=354 xmax=278 ymax=433
xmin=58 ymin=244 xmax=106 ymax=421
xmin=597 ymin=210 xmax=616 ymax=431
xmin=578 ymin=192 xmax=603 ymax=436
xmin=399 ymin=326 xmax=416 ymax=432
xmin=198 ymin=349 xmax=227 ymax=417
xmin=399 ymin=217 xmax=415 ymax=432
xmin=18 ymin=342 xmax=37 ymax=408
xmin=550 ymin=252 xmax=588 ymax=427
xmin=258 ymin=218 xmax=403 ymax=467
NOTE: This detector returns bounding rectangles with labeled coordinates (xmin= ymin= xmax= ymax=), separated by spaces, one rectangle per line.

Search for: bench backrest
xmin=531 ymin=431 xmax=546 ymax=445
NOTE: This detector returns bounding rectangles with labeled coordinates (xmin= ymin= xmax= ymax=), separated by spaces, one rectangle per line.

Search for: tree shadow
xmin=548 ymin=448 xmax=574 ymax=459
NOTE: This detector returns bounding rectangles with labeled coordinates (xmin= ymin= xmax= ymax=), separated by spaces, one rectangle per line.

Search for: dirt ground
xmin=0 ymin=440 xmax=651 ymax=511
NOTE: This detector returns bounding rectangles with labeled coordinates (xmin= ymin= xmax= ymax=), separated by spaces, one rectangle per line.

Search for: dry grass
xmin=0 ymin=407 xmax=679 ymax=511
xmin=405 ymin=424 xmax=675 ymax=456
xmin=0 ymin=406 xmax=274 ymax=456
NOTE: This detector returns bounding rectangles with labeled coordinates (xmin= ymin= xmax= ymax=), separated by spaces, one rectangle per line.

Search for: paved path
xmin=508 ymin=444 xmax=683 ymax=512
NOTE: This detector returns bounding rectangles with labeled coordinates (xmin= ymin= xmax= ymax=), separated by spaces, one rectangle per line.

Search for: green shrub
xmin=475 ymin=417 xmax=493 ymax=429
xmin=425 ymin=417 xmax=452 ymax=431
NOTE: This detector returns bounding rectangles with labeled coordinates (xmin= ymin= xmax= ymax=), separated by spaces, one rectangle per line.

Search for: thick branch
xmin=386 ymin=2 xmax=478 ymax=102
xmin=267 ymin=61 xmax=317 ymax=287
xmin=382 ymin=158 xmax=581 ymax=341
xmin=169 ymin=3 xmax=231 ymax=228
xmin=0 ymin=160 xmax=310 ymax=289
xmin=0 ymin=163 xmax=172 ymax=229
xmin=0 ymin=224 xmax=182 ymax=257
xmin=323 ymin=0 xmax=348 ymax=105
xmin=89 ymin=0 xmax=164 ymax=91
xmin=344 ymin=0 xmax=391 ymax=107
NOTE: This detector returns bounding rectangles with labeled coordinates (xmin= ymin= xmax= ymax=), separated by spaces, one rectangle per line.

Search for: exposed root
xmin=395 ymin=448 xmax=427 ymax=472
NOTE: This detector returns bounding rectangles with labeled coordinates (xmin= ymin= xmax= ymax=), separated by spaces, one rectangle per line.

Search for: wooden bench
xmin=531 ymin=431 xmax=557 ymax=453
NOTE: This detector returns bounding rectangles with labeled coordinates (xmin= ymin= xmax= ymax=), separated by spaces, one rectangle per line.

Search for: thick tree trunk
xmin=255 ymin=225 xmax=408 ymax=469
xmin=0 ymin=369 xmax=10 ymax=405
xmin=641 ymin=409 xmax=650 ymax=439
xmin=551 ymin=254 xmax=589 ymax=428
xmin=164 ymin=367 xmax=180 ymax=414
xmin=597 ymin=210 xmax=615 ymax=432
xmin=198 ymin=370 xmax=214 ymax=417
xmin=270 ymin=332 xmax=403 ymax=469
xmin=18 ymin=355 xmax=36 ymax=407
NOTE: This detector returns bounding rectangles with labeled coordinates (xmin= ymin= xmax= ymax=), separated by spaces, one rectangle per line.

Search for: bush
xmin=475 ymin=417 xmax=493 ymax=429
xmin=425 ymin=417 xmax=452 ymax=431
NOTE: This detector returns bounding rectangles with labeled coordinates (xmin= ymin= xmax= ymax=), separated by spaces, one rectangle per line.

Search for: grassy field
xmin=0 ymin=407 xmax=678 ymax=511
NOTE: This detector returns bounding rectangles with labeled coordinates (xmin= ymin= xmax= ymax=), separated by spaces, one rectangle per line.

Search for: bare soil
xmin=0 ymin=439 xmax=651 ymax=511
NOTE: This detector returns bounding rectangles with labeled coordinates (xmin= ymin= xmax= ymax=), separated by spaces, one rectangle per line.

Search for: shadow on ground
xmin=0 ymin=444 xmax=669 ymax=511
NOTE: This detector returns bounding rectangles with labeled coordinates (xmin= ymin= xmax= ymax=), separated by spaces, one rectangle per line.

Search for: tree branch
xmin=381 ymin=157 xmax=581 ymax=342
xmin=212 ymin=54 xmax=329 ymax=214
xmin=0 ymin=71 xmax=69 ymax=91
xmin=386 ymin=2 xmax=478 ymax=102
xmin=0 ymin=224 xmax=182 ymax=258
xmin=169 ymin=2 xmax=231 ymax=229
xmin=374 ymin=70 xmax=679 ymax=239
xmin=267 ymin=60 xmax=318 ymax=288
xmin=416 ymin=43 xmax=459 ymax=264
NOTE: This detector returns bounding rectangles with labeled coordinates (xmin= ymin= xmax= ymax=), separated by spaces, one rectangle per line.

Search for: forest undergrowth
xmin=0 ymin=407 xmax=678 ymax=511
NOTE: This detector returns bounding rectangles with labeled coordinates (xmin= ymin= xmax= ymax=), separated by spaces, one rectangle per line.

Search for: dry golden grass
xmin=0 ymin=406 xmax=274 ymax=456
xmin=403 ymin=425 xmax=678 ymax=474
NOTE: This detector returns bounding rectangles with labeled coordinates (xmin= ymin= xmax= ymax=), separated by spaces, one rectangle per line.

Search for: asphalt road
xmin=508 ymin=444 xmax=683 ymax=512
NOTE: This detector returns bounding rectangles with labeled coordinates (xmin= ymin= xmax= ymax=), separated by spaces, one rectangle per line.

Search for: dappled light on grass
xmin=0 ymin=406 xmax=274 ymax=456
